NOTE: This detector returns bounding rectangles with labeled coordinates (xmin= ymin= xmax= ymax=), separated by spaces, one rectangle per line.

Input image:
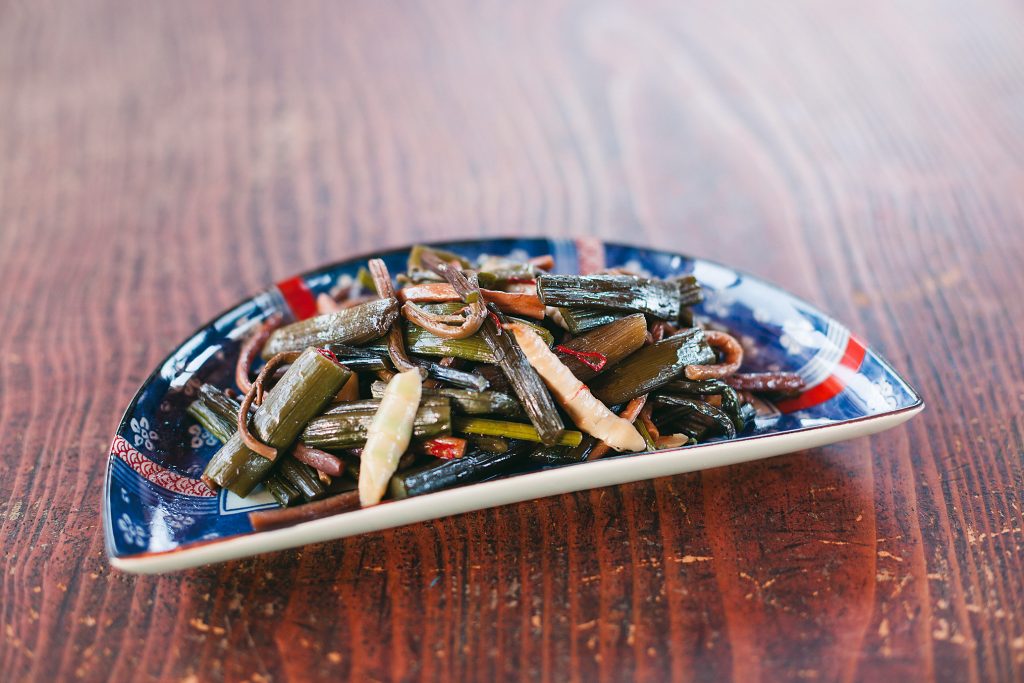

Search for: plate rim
xmin=103 ymin=235 xmax=925 ymax=572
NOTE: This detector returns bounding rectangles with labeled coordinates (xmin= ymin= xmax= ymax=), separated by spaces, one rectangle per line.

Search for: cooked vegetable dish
xmin=191 ymin=247 xmax=805 ymax=530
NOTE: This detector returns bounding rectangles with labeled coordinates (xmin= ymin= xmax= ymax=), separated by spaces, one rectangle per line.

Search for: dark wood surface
xmin=2 ymin=1 xmax=1023 ymax=681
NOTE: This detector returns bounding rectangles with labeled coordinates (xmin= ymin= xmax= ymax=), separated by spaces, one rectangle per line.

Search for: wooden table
xmin=2 ymin=1 xmax=1022 ymax=681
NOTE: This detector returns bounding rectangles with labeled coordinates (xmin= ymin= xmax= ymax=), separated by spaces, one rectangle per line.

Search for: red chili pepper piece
xmin=423 ymin=436 xmax=467 ymax=460
xmin=316 ymin=347 xmax=339 ymax=364
xmin=555 ymin=345 xmax=608 ymax=372
xmin=504 ymin=277 xmax=537 ymax=285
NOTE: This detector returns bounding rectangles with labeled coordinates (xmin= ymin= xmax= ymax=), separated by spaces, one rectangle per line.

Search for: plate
xmin=103 ymin=237 xmax=923 ymax=573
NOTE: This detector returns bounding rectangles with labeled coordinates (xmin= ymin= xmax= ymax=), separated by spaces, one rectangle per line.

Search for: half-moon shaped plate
xmin=104 ymin=237 xmax=923 ymax=573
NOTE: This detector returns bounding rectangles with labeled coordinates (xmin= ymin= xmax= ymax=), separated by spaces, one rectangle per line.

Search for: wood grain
xmin=2 ymin=0 xmax=1023 ymax=681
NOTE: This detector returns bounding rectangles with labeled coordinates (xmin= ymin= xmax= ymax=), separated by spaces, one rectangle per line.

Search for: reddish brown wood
xmin=2 ymin=0 xmax=1023 ymax=681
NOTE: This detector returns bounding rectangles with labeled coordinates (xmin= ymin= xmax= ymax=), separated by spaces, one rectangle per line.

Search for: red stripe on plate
xmin=276 ymin=276 xmax=318 ymax=320
xmin=112 ymin=436 xmax=216 ymax=497
xmin=776 ymin=335 xmax=867 ymax=413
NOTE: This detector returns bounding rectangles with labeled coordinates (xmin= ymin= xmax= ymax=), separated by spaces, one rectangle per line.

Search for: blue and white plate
xmin=104 ymin=238 xmax=923 ymax=573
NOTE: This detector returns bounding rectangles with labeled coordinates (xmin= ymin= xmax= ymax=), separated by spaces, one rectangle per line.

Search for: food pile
xmin=188 ymin=246 xmax=804 ymax=530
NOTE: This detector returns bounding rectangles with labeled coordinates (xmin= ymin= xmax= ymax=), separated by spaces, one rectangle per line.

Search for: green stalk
xmin=261 ymin=297 xmax=399 ymax=359
xmin=389 ymin=443 xmax=531 ymax=499
xmin=469 ymin=436 xmax=509 ymax=453
xmin=302 ymin=397 xmax=451 ymax=450
xmin=567 ymin=435 xmax=597 ymax=462
xmin=401 ymin=305 xmax=553 ymax=363
xmin=198 ymin=384 xmax=244 ymax=423
xmin=421 ymin=361 xmax=490 ymax=391
xmin=370 ymin=381 xmax=521 ymax=417
xmin=265 ymin=474 xmax=302 ymax=507
xmin=402 ymin=327 xmax=494 ymax=363
xmin=653 ymin=395 xmax=737 ymax=439
xmin=528 ymin=446 xmax=571 ymax=464
xmin=327 ymin=343 xmax=488 ymax=390
xmin=476 ymin=264 xmax=538 ymax=289
xmin=635 ymin=418 xmax=657 ymax=451
xmin=660 ymin=378 xmax=732 ymax=395
xmin=589 ymin=329 xmax=714 ymax=405
xmin=203 ymin=347 xmax=352 ymax=496
xmin=278 ymin=456 xmax=326 ymax=501
xmin=453 ymin=417 xmax=581 ymax=447
xmin=659 ymin=379 xmax=746 ymax=432
xmin=478 ymin=308 xmax=565 ymax=445
xmin=187 ymin=401 xmax=234 ymax=444
xmin=407 ymin=244 xmax=471 ymax=272
xmin=538 ymin=274 xmax=700 ymax=320
xmin=557 ymin=307 xmax=629 ymax=335
xmin=719 ymin=386 xmax=745 ymax=432
xmin=674 ymin=275 xmax=703 ymax=308
xmin=324 ymin=344 xmax=391 ymax=372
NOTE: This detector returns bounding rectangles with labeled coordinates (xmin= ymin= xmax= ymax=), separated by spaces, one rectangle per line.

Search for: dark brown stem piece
xmin=236 ymin=314 xmax=283 ymax=395
xmin=368 ymin=258 xmax=424 ymax=375
xmin=238 ymin=351 xmax=301 ymax=460
xmin=725 ymin=372 xmax=805 ymax=395
xmin=684 ymin=330 xmax=744 ymax=380
xmin=291 ymin=442 xmax=344 ymax=477
xmin=401 ymin=300 xmax=485 ymax=339
xmin=649 ymin=320 xmax=678 ymax=343
xmin=248 ymin=490 xmax=362 ymax=532
xmin=639 ymin=402 xmax=661 ymax=443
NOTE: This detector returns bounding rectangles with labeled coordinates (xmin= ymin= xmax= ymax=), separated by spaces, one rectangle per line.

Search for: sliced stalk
xmin=265 ymin=474 xmax=302 ymax=507
xmin=556 ymin=307 xmax=628 ymax=335
xmin=470 ymin=436 xmax=509 ymax=453
xmin=388 ymin=443 xmax=531 ymax=499
xmin=278 ymin=456 xmax=326 ymax=501
xmin=187 ymin=401 xmax=234 ymax=444
xmin=538 ymin=274 xmax=697 ymax=320
xmin=453 ymin=417 xmax=581 ymax=447
xmin=653 ymin=395 xmax=737 ymax=438
xmin=419 ymin=253 xmax=565 ymax=445
xmin=554 ymin=313 xmax=647 ymax=381
xmin=401 ymin=305 xmax=553 ymax=362
xmin=421 ymin=361 xmax=489 ymax=391
xmin=589 ymin=329 xmax=714 ymax=405
xmin=303 ymin=397 xmax=451 ymax=450
xmin=261 ymin=298 xmax=399 ymax=359
xmin=370 ymin=381 xmax=521 ymax=417
xmin=203 ymin=347 xmax=352 ymax=496
xmin=475 ymin=264 xmax=539 ymax=289
xmin=505 ymin=323 xmax=645 ymax=452
xmin=328 ymin=342 xmax=488 ymax=390
xmin=660 ymin=378 xmax=732 ymax=395
xmin=407 ymin=244 xmax=471 ymax=272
